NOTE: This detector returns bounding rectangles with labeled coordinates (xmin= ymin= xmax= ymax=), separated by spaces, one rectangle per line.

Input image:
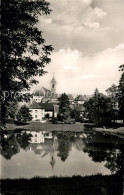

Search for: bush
xmin=16 ymin=105 xmax=32 ymax=124
xmin=51 ymin=117 xmax=58 ymax=124
xmin=64 ymin=119 xmax=75 ymax=124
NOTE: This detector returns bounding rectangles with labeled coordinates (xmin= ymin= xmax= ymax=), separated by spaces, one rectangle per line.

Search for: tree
xmin=70 ymin=109 xmax=80 ymax=120
xmin=16 ymin=105 xmax=32 ymax=123
xmin=1 ymin=0 xmax=53 ymax=126
xmin=70 ymin=108 xmax=83 ymax=122
xmin=119 ymin=64 xmax=124 ymax=71
xmin=6 ymin=101 xmax=18 ymax=122
xmin=84 ymin=89 xmax=113 ymax=126
xmin=57 ymin=93 xmax=71 ymax=122
xmin=106 ymin=84 xmax=119 ymax=122
xmin=118 ymin=73 xmax=124 ymax=123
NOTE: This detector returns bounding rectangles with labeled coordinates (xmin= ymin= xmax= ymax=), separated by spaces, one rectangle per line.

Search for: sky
xmin=31 ymin=0 xmax=124 ymax=95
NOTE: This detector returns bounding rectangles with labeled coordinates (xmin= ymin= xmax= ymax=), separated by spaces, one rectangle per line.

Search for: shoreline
xmin=5 ymin=122 xmax=124 ymax=139
xmin=95 ymin=127 xmax=124 ymax=139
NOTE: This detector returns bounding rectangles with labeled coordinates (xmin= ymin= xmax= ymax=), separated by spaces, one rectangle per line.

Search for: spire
xmin=51 ymin=73 xmax=56 ymax=84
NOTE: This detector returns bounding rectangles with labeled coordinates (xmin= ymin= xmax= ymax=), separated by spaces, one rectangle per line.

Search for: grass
xmin=6 ymin=122 xmax=88 ymax=132
xmin=1 ymin=174 xmax=122 ymax=195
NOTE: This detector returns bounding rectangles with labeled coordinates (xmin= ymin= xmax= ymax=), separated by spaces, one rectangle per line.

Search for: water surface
xmin=1 ymin=130 xmax=124 ymax=178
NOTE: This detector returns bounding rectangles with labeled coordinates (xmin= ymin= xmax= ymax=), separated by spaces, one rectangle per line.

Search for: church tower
xmin=51 ymin=74 xmax=56 ymax=96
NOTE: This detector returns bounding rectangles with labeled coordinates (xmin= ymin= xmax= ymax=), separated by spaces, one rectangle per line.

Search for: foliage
xmin=75 ymin=95 xmax=83 ymax=102
xmin=1 ymin=0 xmax=53 ymax=126
xmin=70 ymin=109 xmax=80 ymax=120
xmin=83 ymin=89 xmax=113 ymax=126
xmin=106 ymin=84 xmax=119 ymax=122
xmin=51 ymin=117 xmax=58 ymax=124
xmin=70 ymin=109 xmax=83 ymax=122
xmin=106 ymin=84 xmax=118 ymax=98
xmin=119 ymin=64 xmax=124 ymax=71
xmin=118 ymin=72 xmax=124 ymax=122
xmin=5 ymin=101 xmax=18 ymax=123
xmin=1 ymin=174 xmax=122 ymax=195
xmin=16 ymin=105 xmax=32 ymax=123
xmin=57 ymin=93 xmax=71 ymax=122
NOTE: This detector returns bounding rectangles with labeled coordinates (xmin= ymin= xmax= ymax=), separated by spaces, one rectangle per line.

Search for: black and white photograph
xmin=1 ymin=0 xmax=124 ymax=194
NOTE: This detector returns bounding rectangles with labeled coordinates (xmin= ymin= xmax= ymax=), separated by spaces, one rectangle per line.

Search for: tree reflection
xmin=54 ymin=130 xmax=124 ymax=176
xmin=16 ymin=132 xmax=32 ymax=150
xmin=82 ymin=131 xmax=124 ymax=174
xmin=82 ymin=131 xmax=124 ymax=194
xmin=55 ymin=132 xmax=73 ymax=161
xmin=1 ymin=129 xmax=123 ymax=176
xmin=55 ymin=132 xmax=80 ymax=162
xmin=0 ymin=131 xmax=32 ymax=160
xmin=1 ymin=134 xmax=19 ymax=160
xmin=54 ymin=131 xmax=85 ymax=161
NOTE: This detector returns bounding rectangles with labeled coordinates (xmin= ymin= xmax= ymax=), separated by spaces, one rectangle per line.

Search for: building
xmin=30 ymin=101 xmax=45 ymax=121
xmin=32 ymin=75 xmax=74 ymax=104
xmin=29 ymin=75 xmax=91 ymax=121
xmin=32 ymin=75 xmax=59 ymax=103
xmin=74 ymin=95 xmax=89 ymax=106
xmin=29 ymin=100 xmax=58 ymax=121
xmin=39 ymin=102 xmax=54 ymax=118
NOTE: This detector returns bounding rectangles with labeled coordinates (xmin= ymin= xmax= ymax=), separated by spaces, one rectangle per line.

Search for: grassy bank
xmin=6 ymin=122 xmax=87 ymax=132
xmin=1 ymin=174 xmax=122 ymax=195
xmin=95 ymin=127 xmax=124 ymax=139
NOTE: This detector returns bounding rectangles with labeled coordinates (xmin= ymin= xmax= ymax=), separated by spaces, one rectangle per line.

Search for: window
xmin=35 ymin=115 xmax=37 ymax=119
xmin=35 ymin=110 xmax=37 ymax=113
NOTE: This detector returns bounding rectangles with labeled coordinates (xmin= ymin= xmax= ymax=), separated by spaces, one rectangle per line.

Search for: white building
xmin=30 ymin=101 xmax=45 ymax=121
xmin=29 ymin=101 xmax=56 ymax=121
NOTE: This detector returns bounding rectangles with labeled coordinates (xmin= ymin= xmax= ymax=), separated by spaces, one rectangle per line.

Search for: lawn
xmin=6 ymin=122 xmax=88 ymax=132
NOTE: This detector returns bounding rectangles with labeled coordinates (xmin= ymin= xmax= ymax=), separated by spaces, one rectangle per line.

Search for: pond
xmin=0 ymin=130 xmax=124 ymax=179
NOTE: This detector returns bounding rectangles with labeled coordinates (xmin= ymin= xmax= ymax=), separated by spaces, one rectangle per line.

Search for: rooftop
xmin=30 ymin=101 xmax=42 ymax=109
xmin=38 ymin=102 xmax=54 ymax=111
xmin=51 ymin=75 xmax=56 ymax=84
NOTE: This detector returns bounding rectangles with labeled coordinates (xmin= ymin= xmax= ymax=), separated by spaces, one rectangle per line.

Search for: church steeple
xmin=51 ymin=74 xmax=56 ymax=95
xmin=51 ymin=74 xmax=56 ymax=84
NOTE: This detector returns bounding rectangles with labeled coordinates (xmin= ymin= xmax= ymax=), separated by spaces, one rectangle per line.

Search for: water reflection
xmin=0 ymin=129 xmax=124 ymax=178
xmin=1 ymin=131 xmax=32 ymax=160
xmin=82 ymin=131 xmax=124 ymax=174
